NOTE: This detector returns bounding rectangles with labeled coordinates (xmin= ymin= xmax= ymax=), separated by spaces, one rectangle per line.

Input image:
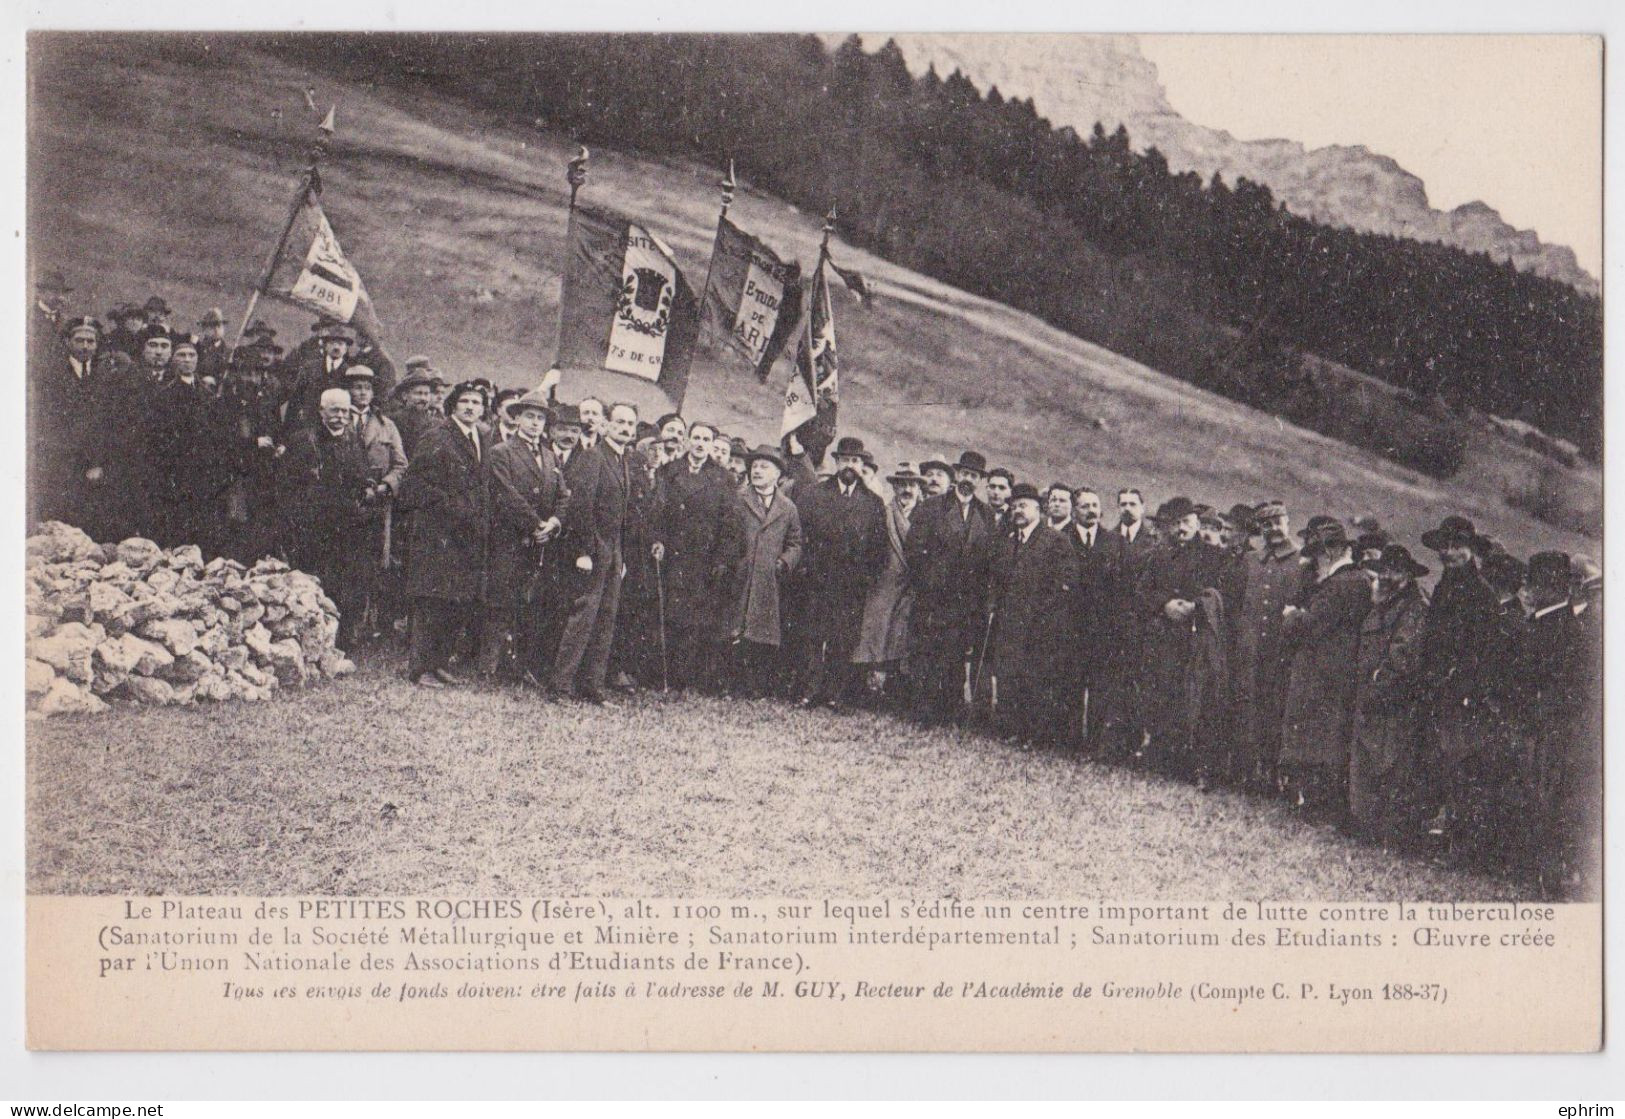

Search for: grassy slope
xmin=26 ymin=655 xmax=1514 ymax=899
xmin=29 ymin=35 xmax=1597 ymax=561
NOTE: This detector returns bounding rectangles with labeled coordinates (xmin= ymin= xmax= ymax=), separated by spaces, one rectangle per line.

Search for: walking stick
xmin=971 ymin=608 xmax=997 ymax=707
xmin=655 ymin=551 xmax=670 ymax=693
xmin=380 ymin=503 xmax=393 ymax=571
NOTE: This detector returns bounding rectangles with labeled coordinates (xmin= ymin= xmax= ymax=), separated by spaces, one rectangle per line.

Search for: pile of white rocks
xmin=25 ymin=522 xmax=356 ymax=717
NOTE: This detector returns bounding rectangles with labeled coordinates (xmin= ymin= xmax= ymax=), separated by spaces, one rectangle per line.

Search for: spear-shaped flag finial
xmin=822 ymin=206 xmax=837 ymax=242
xmin=318 ymin=106 xmax=336 ymax=134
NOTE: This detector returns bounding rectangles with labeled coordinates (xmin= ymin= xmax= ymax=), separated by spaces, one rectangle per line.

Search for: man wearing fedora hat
xmin=1278 ymin=519 xmax=1372 ymax=822
xmin=480 ymin=389 xmax=570 ymax=682
xmin=390 ymin=366 xmax=445 ymax=461
xmin=904 ymin=449 xmax=998 ymax=724
xmin=1416 ymin=513 xmax=1502 ymax=847
xmin=854 ymin=462 xmax=925 ymax=702
xmin=726 ymin=443 xmax=803 ymax=697
xmin=285 ymin=320 xmax=361 ymax=433
xmin=789 ymin=434 xmax=888 ymax=706
xmin=191 ymin=307 xmax=227 ymax=381
xmin=1516 ymin=550 xmax=1596 ymax=896
xmin=1350 ymin=544 xmax=1432 ymax=839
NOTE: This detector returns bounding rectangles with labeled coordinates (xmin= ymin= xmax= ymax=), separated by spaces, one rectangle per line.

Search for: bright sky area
xmin=1137 ymin=35 xmax=1602 ymax=276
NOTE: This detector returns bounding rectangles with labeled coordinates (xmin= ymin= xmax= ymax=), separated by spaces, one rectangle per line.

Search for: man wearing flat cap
xmin=342 ymin=366 xmax=408 ymax=639
xmin=984 ymin=481 xmax=1077 ymax=744
xmin=789 ymin=435 xmax=889 ymax=707
xmin=650 ymin=420 xmax=743 ymax=692
xmin=1278 ymin=520 xmax=1372 ymax=823
xmin=397 ymin=381 xmax=493 ymax=687
xmin=30 ymin=314 xmax=103 ymax=529
xmin=481 ymin=389 xmax=570 ymax=682
xmin=278 ymin=386 xmax=374 ymax=651
xmin=1350 ymin=544 xmax=1432 ymax=838
xmin=904 ymin=449 xmax=997 ymax=724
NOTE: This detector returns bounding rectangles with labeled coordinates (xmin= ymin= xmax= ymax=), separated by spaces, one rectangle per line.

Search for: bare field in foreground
xmin=28 ymin=655 xmax=1515 ymax=900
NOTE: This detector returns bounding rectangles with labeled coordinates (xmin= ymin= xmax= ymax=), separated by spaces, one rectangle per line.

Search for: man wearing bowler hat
xmin=788 ymin=435 xmax=888 ymax=707
xmin=195 ymin=308 xmax=229 ymax=381
xmin=905 ymin=449 xmax=998 ymax=724
xmin=984 ymin=481 xmax=1077 ymax=744
xmin=726 ymin=444 xmax=803 ymax=697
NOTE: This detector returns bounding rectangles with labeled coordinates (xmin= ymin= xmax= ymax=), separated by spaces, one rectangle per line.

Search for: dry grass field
xmin=26 ymin=653 xmax=1516 ymax=900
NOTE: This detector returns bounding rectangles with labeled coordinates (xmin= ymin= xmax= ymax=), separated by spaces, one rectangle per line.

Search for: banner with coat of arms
xmin=557 ymin=203 xmax=700 ymax=409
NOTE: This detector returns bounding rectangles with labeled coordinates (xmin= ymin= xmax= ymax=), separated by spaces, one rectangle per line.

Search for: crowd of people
xmin=28 ymin=275 xmax=1601 ymax=898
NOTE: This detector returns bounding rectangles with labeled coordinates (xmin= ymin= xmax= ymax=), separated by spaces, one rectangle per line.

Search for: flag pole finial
xmin=720 ymin=160 xmax=736 ymax=217
xmin=566 ymin=145 xmax=590 ymax=209
xmin=821 ymin=206 xmax=837 ymax=250
xmin=318 ymin=105 xmax=336 ymax=134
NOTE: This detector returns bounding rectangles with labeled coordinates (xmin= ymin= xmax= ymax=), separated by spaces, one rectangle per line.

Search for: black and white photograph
xmin=14 ymin=21 xmax=1607 ymax=1062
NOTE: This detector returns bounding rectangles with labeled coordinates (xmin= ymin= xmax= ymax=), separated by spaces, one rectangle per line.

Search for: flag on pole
xmin=700 ymin=215 xmax=803 ymax=381
xmin=556 ymin=203 xmax=701 ymax=409
xmin=263 ymin=188 xmax=387 ymax=344
xmin=782 ymin=234 xmax=868 ymax=459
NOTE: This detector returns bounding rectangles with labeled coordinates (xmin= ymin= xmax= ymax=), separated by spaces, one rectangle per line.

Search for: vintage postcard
xmin=21 ymin=29 xmax=1603 ymax=1052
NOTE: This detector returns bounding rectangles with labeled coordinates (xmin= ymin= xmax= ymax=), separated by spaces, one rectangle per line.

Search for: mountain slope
xmin=849 ymin=33 xmax=1596 ymax=294
xmin=27 ymin=34 xmax=1596 ymax=557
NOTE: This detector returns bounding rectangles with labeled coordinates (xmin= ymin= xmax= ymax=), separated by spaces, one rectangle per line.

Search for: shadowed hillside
xmin=27 ymin=34 xmax=1598 ymax=559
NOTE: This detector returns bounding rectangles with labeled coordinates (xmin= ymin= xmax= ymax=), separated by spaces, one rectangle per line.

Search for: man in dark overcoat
xmin=547 ymin=402 xmax=636 ymax=703
xmin=396 ymin=381 xmax=491 ymax=687
xmin=479 ymin=389 xmax=569 ymax=681
xmin=1417 ymin=515 xmax=1503 ymax=851
xmin=1062 ymin=486 xmax=1126 ymax=748
xmin=1279 ymin=520 xmax=1373 ymax=822
xmin=1517 ymin=551 xmax=1593 ymax=895
xmin=904 ymin=450 xmax=997 ymax=724
xmin=1230 ymin=500 xmax=1305 ymax=790
xmin=651 ymin=421 xmax=743 ymax=691
xmin=30 ymin=314 xmax=103 ymax=531
xmin=985 ymin=482 xmax=1078 ymax=744
xmin=790 ymin=435 xmax=889 ymax=706
xmin=278 ymin=387 xmax=373 ymax=650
